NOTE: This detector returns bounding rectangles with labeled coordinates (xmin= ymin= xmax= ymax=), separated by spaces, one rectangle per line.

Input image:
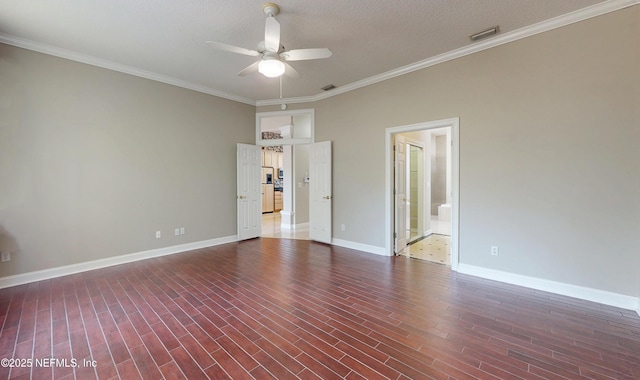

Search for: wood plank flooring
xmin=0 ymin=238 xmax=638 ymax=379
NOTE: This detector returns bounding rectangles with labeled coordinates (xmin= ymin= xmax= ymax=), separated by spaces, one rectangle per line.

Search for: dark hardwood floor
xmin=0 ymin=238 xmax=639 ymax=379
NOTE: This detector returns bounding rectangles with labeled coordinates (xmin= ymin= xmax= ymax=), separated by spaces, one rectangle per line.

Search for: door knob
xmin=238 ymin=195 xmax=246 ymax=199
xmin=323 ymin=195 xmax=332 ymax=200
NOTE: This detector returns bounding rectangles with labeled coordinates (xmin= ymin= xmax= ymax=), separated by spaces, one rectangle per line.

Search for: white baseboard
xmin=279 ymin=210 xmax=294 ymax=229
xmin=4 ymin=238 xmax=637 ymax=316
xmin=331 ymin=238 xmax=388 ymax=256
xmin=0 ymin=235 xmax=237 ymax=289
xmin=457 ymin=263 xmax=640 ymax=314
xmin=282 ymin=222 xmax=309 ymax=230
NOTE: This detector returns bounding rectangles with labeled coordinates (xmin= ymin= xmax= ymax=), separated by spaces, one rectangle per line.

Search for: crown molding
xmin=0 ymin=33 xmax=256 ymax=106
xmin=256 ymin=0 xmax=640 ymax=107
xmin=1 ymin=0 xmax=636 ymax=107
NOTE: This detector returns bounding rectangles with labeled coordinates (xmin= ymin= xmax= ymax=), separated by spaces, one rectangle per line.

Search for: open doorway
xmin=257 ymin=114 xmax=311 ymax=240
xmin=398 ymin=128 xmax=452 ymax=264
xmin=242 ymin=109 xmax=331 ymax=243
xmin=385 ymin=118 xmax=459 ymax=270
xmin=260 ymin=143 xmax=310 ymax=240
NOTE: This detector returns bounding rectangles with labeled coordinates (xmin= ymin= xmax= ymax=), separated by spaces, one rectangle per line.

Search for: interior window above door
xmin=256 ymin=109 xmax=314 ymax=146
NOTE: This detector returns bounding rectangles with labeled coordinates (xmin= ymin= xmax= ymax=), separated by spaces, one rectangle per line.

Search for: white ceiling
xmin=0 ymin=0 xmax=624 ymax=105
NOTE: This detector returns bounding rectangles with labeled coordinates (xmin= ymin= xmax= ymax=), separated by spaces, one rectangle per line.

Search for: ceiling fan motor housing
xmin=206 ymin=2 xmax=331 ymax=79
xmin=263 ymin=3 xmax=280 ymax=17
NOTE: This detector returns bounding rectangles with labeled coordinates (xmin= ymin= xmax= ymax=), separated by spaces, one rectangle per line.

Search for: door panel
xmin=395 ymin=135 xmax=407 ymax=253
xmin=309 ymin=141 xmax=332 ymax=244
xmin=237 ymin=144 xmax=261 ymax=240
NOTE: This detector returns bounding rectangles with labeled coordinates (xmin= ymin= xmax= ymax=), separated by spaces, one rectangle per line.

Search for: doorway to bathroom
xmin=407 ymin=128 xmax=452 ymax=265
xmin=386 ymin=118 xmax=459 ymax=269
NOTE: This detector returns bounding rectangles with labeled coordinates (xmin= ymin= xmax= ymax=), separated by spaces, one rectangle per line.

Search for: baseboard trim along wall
xmin=331 ymin=238 xmax=388 ymax=256
xmin=2 ymin=239 xmax=637 ymax=316
xmin=458 ymin=263 xmax=640 ymax=315
xmin=280 ymin=221 xmax=307 ymax=231
xmin=0 ymin=235 xmax=238 ymax=290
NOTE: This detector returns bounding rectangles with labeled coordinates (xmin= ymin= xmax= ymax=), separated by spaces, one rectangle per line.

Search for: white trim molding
xmin=0 ymin=235 xmax=237 ymax=289
xmin=257 ymin=0 xmax=639 ymax=106
xmin=294 ymin=222 xmax=309 ymax=230
xmin=0 ymin=34 xmax=255 ymax=106
xmin=1 ymin=1 xmax=636 ymax=106
xmin=331 ymin=239 xmax=387 ymax=256
xmin=458 ymin=264 xmax=640 ymax=314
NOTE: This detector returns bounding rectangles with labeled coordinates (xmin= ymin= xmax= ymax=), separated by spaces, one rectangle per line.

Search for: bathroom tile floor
xmin=406 ymin=234 xmax=451 ymax=265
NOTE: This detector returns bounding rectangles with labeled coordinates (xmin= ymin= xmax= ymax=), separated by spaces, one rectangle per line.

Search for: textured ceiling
xmin=0 ymin=0 xmax=616 ymax=104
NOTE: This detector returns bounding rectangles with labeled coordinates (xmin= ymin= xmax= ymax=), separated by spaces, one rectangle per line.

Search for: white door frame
xmin=385 ymin=118 xmax=460 ymax=271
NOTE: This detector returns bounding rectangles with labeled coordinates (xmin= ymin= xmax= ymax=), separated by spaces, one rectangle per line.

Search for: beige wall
xmin=1 ymin=6 xmax=638 ymax=299
xmin=0 ymin=44 xmax=255 ymax=277
xmin=260 ymin=6 xmax=640 ymax=297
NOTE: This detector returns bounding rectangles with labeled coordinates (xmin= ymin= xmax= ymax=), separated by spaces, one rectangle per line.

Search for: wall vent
xmin=470 ymin=26 xmax=500 ymax=42
xmin=321 ymin=84 xmax=337 ymax=91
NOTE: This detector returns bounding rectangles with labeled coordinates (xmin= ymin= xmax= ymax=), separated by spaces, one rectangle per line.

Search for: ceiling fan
xmin=206 ymin=2 xmax=332 ymax=79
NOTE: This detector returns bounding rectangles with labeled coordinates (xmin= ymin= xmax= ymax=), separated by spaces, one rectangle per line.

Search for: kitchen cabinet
xmin=262 ymin=150 xmax=275 ymax=167
xmin=274 ymin=191 xmax=282 ymax=212
xmin=262 ymin=184 xmax=274 ymax=213
xmin=262 ymin=150 xmax=283 ymax=170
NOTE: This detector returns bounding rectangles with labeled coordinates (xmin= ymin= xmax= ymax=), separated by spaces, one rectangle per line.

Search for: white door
xmin=309 ymin=141 xmax=332 ymax=244
xmin=237 ymin=143 xmax=262 ymax=240
xmin=394 ymin=135 xmax=407 ymax=253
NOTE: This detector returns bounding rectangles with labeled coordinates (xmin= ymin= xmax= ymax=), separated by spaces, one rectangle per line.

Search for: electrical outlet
xmin=180 ymin=227 xmax=185 ymax=235
xmin=341 ymin=224 xmax=346 ymax=231
xmin=156 ymin=231 xmax=162 ymax=239
xmin=491 ymin=246 xmax=499 ymax=256
xmin=1 ymin=252 xmax=10 ymax=262
xmin=175 ymin=228 xmax=180 ymax=236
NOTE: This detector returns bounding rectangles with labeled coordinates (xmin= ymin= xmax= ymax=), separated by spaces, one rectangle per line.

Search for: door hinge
xmin=393 ymin=232 xmax=397 ymax=238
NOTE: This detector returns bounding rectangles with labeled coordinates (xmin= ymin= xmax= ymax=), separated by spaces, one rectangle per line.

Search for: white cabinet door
xmin=237 ymin=144 xmax=261 ymax=240
xmin=309 ymin=141 xmax=332 ymax=244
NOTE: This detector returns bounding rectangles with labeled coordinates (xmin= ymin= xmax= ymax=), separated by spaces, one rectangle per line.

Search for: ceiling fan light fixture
xmin=259 ymin=58 xmax=285 ymax=77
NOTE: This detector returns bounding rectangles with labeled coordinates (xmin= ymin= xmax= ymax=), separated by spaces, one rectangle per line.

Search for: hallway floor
xmin=261 ymin=212 xmax=309 ymax=240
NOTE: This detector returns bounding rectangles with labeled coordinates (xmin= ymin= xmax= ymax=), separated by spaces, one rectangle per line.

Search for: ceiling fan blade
xmin=283 ymin=62 xmax=300 ymax=79
xmin=280 ymin=48 xmax=332 ymax=61
xmin=237 ymin=61 xmax=260 ymax=76
xmin=264 ymin=17 xmax=280 ymax=52
xmin=206 ymin=41 xmax=260 ymax=57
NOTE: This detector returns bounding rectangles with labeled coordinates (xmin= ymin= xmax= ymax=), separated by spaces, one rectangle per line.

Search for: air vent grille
xmin=470 ymin=26 xmax=500 ymax=42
